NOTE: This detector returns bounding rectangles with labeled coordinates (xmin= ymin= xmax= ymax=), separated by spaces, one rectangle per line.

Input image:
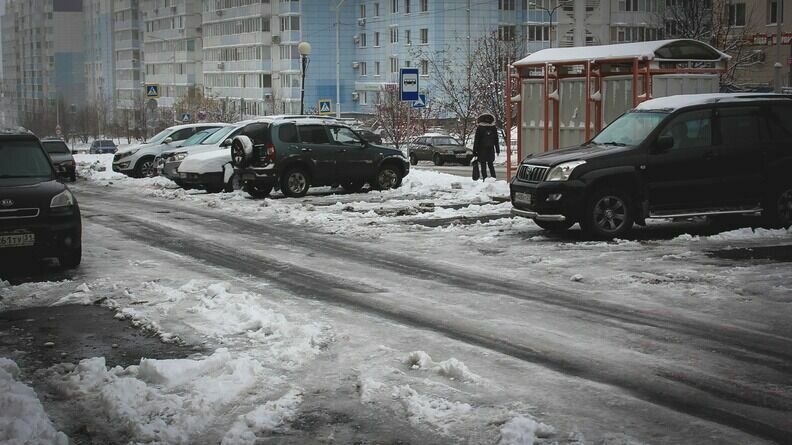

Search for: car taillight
xmin=266 ymin=145 xmax=276 ymax=162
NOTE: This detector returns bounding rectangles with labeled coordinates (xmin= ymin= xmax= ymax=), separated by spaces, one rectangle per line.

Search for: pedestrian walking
xmin=472 ymin=113 xmax=499 ymax=180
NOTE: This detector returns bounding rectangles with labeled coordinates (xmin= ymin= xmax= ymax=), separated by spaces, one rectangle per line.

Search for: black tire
xmin=373 ymin=164 xmax=402 ymax=191
xmin=205 ymin=184 xmax=223 ymax=194
xmin=70 ymin=174 xmax=77 ymax=182
xmin=341 ymin=180 xmax=365 ymax=193
xmin=59 ymin=246 xmax=81 ymax=269
xmin=763 ymin=185 xmax=792 ymax=229
xmin=281 ymin=168 xmax=311 ymax=197
xmin=223 ymin=173 xmax=240 ymax=193
xmin=230 ymin=139 xmax=249 ymax=168
xmin=580 ymin=188 xmax=634 ymax=239
xmin=534 ymin=220 xmax=575 ymax=232
xmin=433 ymin=154 xmax=445 ymax=166
xmin=243 ymin=181 xmax=273 ymax=198
xmin=134 ymin=156 xmax=156 ymax=178
xmin=409 ymin=153 xmax=418 ymax=166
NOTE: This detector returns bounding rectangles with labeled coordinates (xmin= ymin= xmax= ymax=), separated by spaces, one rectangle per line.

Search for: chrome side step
xmin=648 ymin=208 xmax=763 ymax=219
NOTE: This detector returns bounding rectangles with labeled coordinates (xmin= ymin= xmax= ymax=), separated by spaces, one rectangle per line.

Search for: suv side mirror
xmin=220 ymin=138 xmax=232 ymax=147
xmin=164 ymin=137 xmax=173 ymax=144
xmin=654 ymin=136 xmax=674 ymax=153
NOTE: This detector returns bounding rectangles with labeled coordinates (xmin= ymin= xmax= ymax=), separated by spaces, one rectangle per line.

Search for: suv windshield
xmin=97 ymin=140 xmax=115 ymax=146
xmin=42 ymin=141 xmax=70 ymax=154
xmin=432 ymin=137 xmax=461 ymax=146
xmin=0 ymin=141 xmax=54 ymax=178
xmin=202 ymin=126 xmax=236 ymax=145
xmin=146 ymin=128 xmax=173 ymax=144
xmin=182 ymin=128 xmax=219 ymax=146
xmin=592 ymin=111 xmax=668 ymax=146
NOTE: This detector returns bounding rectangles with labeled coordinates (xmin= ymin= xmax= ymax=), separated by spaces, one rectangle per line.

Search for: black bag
xmin=471 ymin=158 xmax=480 ymax=181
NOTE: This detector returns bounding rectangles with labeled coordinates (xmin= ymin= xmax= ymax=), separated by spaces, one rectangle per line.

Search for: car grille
xmin=517 ymin=164 xmax=549 ymax=182
xmin=113 ymin=153 xmax=124 ymax=162
xmin=0 ymin=208 xmax=40 ymax=219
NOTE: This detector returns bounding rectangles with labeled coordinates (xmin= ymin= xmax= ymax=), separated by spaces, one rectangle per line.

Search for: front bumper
xmin=177 ymin=171 xmax=224 ymax=189
xmin=509 ymin=179 xmax=586 ymax=223
xmin=0 ymin=210 xmax=81 ymax=263
xmin=441 ymin=154 xmax=473 ymax=163
xmin=160 ymin=161 xmax=182 ymax=180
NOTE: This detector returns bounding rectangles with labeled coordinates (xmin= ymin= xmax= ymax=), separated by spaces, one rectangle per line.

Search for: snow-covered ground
xmin=1 ymin=153 xmax=789 ymax=444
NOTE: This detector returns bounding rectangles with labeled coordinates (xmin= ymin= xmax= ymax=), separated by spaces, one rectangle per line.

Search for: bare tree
xmin=373 ymin=87 xmax=418 ymax=151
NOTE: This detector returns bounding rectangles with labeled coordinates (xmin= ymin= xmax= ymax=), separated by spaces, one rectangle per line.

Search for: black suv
xmin=0 ymin=130 xmax=81 ymax=268
xmin=232 ymin=118 xmax=410 ymax=198
xmin=510 ymin=94 xmax=792 ymax=238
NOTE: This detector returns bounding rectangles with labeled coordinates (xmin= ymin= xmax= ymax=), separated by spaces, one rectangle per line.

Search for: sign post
xmin=399 ymin=68 xmax=419 ymax=101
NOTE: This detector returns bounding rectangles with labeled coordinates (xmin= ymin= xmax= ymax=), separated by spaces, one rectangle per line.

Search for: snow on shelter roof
xmin=635 ymin=93 xmax=792 ymax=111
xmin=513 ymin=39 xmax=730 ymax=66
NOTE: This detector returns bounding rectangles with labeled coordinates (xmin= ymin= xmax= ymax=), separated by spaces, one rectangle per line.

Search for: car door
xmin=297 ymin=124 xmax=338 ymax=185
xmin=712 ymin=105 xmax=766 ymax=207
xmin=646 ymin=108 xmax=720 ymax=212
xmin=328 ymin=125 xmax=371 ymax=181
xmin=411 ymin=138 xmax=425 ymax=160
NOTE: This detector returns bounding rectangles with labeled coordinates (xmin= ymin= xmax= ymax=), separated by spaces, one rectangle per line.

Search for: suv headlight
xmin=120 ymin=148 xmax=140 ymax=158
xmin=546 ymin=160 xmax=586 ymax=182
xmin=171 ymin=152 xmax=187 ymax=162
xmin=50 ymin=189 xmax=74 ymax=209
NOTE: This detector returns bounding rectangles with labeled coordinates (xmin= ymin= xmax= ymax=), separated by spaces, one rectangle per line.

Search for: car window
xmin=593 ymin=111 xmax=668 ymax=146
xmin=170 ymin=128 xmax=194 ymax=141
xmin=43 ymin=141 xmax=70 ymax=154
xmin=278 ymin=123 xmax=298 ymax=143
xmin=716 ymin=107 xmax=762 ymax=146
xmin=0 ymin=141 xmax=54 ymax=178
xmin=99 ymin=140 xmax=116 ymax=147
xmin=328 ymin=126 xmax=363 ymax=145
xmin=768 ymin=105 xmax=792 ymax=142
xmin=658 ymin=110 xmax=711 ymax=151
xmin=298 ymin=125 xmax=331 ymax=144
xmin=181 ymin=128 xmax=219 ymax=146
xmin=147 ymin=128 xmax=173 ymax=144
xmin=202 ymin=126 xmax=236 ymax=144
xmin=433 ymin=137 xmax=461 ymax=145
xmin=242 ymin=123 xmax=271 ymax=145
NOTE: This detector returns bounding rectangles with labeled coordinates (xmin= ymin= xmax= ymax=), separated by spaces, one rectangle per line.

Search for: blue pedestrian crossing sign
xmin=412 ymin=94 xmax=427 ymax=108
xmin=180 ymin=113 xmax=191 ymax=123
xmin=145 ymin=84 xmax=160 ymax=98
xmin=318 ymin=99 xmax=332 ymax=115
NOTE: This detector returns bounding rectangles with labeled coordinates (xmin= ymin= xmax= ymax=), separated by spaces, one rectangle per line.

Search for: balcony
xmin=278 ymin=1 xmax=300 ymax=14
xmin=278 ymin=59 xmax=300 ymax=72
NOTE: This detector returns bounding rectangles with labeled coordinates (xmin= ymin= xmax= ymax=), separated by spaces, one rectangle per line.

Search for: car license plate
xmin=456 ymin=154 xmax=467 ymax=158
xmin=0 ymin=231 xmax=35 ymax=248
xmin=515 ymin=192 xmax=532 ymax=205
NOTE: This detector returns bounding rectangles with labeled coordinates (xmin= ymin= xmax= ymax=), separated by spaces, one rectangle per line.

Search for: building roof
xmin=514 ymin=39 xmax=730 ymax=66
xmin=635 ymin=93 xmax=792 ymax=111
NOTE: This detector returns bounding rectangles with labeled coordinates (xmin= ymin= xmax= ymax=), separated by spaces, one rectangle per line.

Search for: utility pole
xmin=775 ymin=0 xmax=784 ymax=92
xmin=335 ymin=0 xmax=346 ymax=118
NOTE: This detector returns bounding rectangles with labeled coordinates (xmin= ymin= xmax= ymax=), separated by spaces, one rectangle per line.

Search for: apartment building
xmin=0 ymin=0 xmax=85 ymax=128
xmin=84 ymin=0 xmax=116 ymax=120
xmin=727 ymin=0 xmax=792 ymax=88
xmin=113 ymin=0 xmax=144 ymax=128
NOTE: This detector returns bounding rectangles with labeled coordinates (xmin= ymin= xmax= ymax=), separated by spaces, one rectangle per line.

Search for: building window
xmin=360 ymin=91 xmax=368 ymax=105
xmin=527 ymin=24 xmax=550 ymax=41
xmin=498 ymin=0 xmax=516 ymax=10
xmin=768 ymin=0 xmax=783 ymax=24
xmin=420 ymin=28 xmax=428 ymax=44
xmin=405 ymin=29 xmax=412 ymax=45
xmin=390 ymin=26 xmax=399 ymax=43
xmin=390 ymin=57 xmax=399 ymax=73
xmin=405 ymin=0 xmax=411 ymax=13
xmin=360 ymin=61 xmax=367 ymax=75
xmin=375 ymin=31 xmax=381 ymax=46
xmin=392 ymin=0 xmax=399 ymax=13
xmin=420 ymin=59 xmax=429 ymax=75
xmin=610 ymin=25 xmax=662 ymax=42
xmin=618 ymin=0 xmax=659 ymax=12
xmin=420 ymin=0 xmax=428 ymax=11
xmin=729 ymin=2 xmax=746 ymax=26
xmin=360 ymin=33 xmax=367 ymax=47
xmin=375 ymin=61 xmax=381 ymax=75
xmin=374 ymin=2 xmax=380 ymax=16
xmin=498 ymin=25 xmax=516 ymax=41
xmin=360 ymin=4 xmax=366 ymax=17
xmin=280 ymin=15 xmax=300 ymax=31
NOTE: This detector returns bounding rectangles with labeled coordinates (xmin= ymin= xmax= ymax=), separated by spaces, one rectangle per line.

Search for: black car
xmin=0 ymin=130 xmax=82 ymax=268
xmin=41 ymin=138 xmax=76 ymax=182
xmin=510 ymin=94 xmax=792 ymax=239
xmin=232 ymin=118 xmax=410 ymax=198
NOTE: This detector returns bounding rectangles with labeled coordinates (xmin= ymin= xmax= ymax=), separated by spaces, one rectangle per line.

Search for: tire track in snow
xmin=81 ymin=199 xmax=792 ymax=443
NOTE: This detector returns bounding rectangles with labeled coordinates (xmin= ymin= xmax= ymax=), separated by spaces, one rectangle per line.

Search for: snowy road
xmin=2 ymin=158 xmax=791 ymax=444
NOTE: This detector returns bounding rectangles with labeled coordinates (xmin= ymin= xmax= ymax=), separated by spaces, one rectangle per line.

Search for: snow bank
xmin=673 ymin=227 xmax=791 ymax=242
xmin=499 ymin=416 xmax=555 ymax=445
xmin=221 ymin=388 xmax=303 ymax=444
xmin=0 ymin=358 xmax=69 ymax=445
xmin=392 ymin=385 xmax=473 ymax=435
xmin=405 ymin=351 xmax=481 ymax=383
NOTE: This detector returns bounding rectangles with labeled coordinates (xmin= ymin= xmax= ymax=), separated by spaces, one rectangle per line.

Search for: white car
xmin=176 ymin=147 xmax=235 ymax=193
xmin=157 ymin=125 xmax=237 ymax=181
xmin=112 ymin=123 xmax=226 ymax=177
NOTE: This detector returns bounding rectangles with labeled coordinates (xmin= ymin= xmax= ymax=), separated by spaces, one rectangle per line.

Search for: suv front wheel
xmin=135 ymin=156 xmax=156 ymax=178
xmin=281 ymin=168 xmax=310 ymax=197
xmin=581 ymin=188 xmax=634 ymax=239
xmin=373 ymin=165 xmax=402 ymax=190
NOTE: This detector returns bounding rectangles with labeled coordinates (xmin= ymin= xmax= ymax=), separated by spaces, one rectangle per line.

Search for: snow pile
xmin=499 ymin=416 xmax=555 ymax=445
xmin=221 ymin=389 xmax=303 ymax=444
xmin=392 ymin=385 xmax=473 ymax=435
xmin=405 ymin=351 xmax=481 ymax=383
xmin=50 ymin=349 xmax=291 ymax=444
xmin=673 ymin=227 xmax=791 ymax=242
xmin=0 ymin=358 xmax=69 ymax=445
xmin=0 ymin=279 xmax=93 ymax=311
xmin=74 ymin=154 xmax=125 ymax=181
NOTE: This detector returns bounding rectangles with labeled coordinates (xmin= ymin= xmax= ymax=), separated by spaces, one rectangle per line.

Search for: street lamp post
xmin=298 ymin=41 xmax=312 ymax=115
xmin=335 ymin=0 xmax=346 ymax=118
xmin=529 ymin=1 xmax=570 ymax=48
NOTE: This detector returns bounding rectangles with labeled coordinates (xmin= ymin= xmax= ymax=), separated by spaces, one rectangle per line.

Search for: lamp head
xmin=298 ymin=41 xmax=312 ymax=56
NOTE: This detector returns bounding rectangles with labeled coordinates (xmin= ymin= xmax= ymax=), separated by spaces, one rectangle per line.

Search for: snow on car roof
xmin=635 ymin=93 xmax=792 ymax=111
xmin=514 ymin=39 xmax=730 ymax=66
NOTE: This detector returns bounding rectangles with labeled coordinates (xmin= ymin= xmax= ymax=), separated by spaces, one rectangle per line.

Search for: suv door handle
xmin=338 ymin=149 xmax=347 ymax=153
xmin=301 ymin=147 xmax=311 ymax=152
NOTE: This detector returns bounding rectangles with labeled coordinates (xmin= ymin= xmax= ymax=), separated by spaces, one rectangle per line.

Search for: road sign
xmin=400 ymin=68 xmax=419 ymax=101
xmin=145 ymin=84 xmax=160 ymax=98
xmin=318 ymin=99 xmax=332 ymax=114
xmin=412 ymin=94 xmax=427 ymax=108
xmin=180 ymin=112 xmax=191 ymax=123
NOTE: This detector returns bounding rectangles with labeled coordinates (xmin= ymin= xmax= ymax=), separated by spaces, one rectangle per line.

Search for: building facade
xmin=113 ymin=0 xmax=145 ymax=129
xmin=84 ymin=0 xmax=116 ymax=122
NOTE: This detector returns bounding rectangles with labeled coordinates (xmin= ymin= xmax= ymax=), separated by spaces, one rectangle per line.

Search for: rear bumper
xmin=441 ymin=154 xmax=473 ymax=163
xmin=236 ymin=167 xmax=278 ymax=187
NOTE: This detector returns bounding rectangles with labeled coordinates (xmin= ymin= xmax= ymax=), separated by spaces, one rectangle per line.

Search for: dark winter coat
xmin=472 ymin=115 xmax=500 ymax=163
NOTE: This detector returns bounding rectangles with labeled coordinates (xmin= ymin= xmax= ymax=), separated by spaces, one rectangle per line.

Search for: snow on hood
xmin=178 ymin=149 xmax=230 ymax=174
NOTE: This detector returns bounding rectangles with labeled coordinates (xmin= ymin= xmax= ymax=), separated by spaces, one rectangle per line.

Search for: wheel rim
xmin=378 ymin=169 xmax=398 ymax=189
xmin=593 ymin=195 xmax=627 ymax=233
xmin=232 ymin=147 xmax=245 ymax=166
xmin=288 ymin=172 xmax=307 ymax=194
xmin=777 ymin=188 xmax=792 ymax=224
xmin=141 ymin=160 xmax=155 ymax=177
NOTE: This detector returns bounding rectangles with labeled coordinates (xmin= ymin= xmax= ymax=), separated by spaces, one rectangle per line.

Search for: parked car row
xmin=112 ymin=116 xmax=411 ymax=198
xmin=510 ymin=93 xmax=792 ymax=238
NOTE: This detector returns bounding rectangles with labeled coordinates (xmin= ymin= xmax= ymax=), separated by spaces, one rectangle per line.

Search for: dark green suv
xmin=231 ymin=118 xmax=410 ymax=198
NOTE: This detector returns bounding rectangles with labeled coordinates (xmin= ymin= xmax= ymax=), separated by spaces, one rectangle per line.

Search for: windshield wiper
xmin=597 ymin=141 xmax=627 ymax=146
